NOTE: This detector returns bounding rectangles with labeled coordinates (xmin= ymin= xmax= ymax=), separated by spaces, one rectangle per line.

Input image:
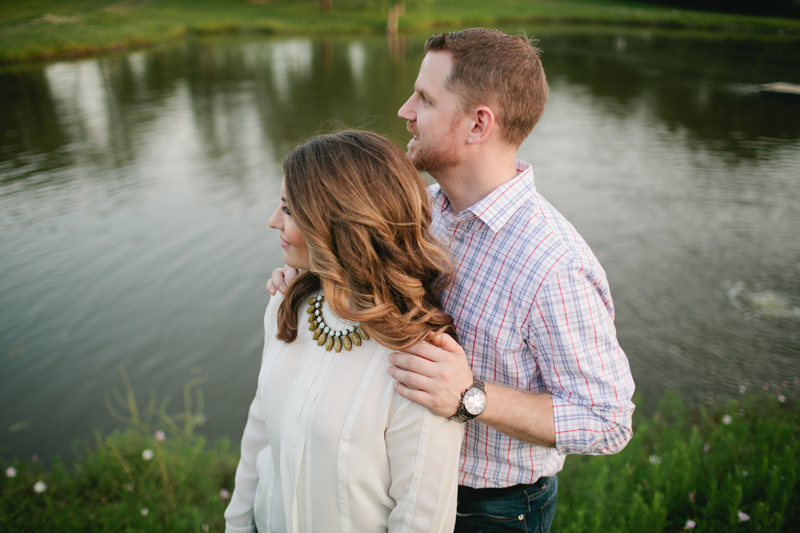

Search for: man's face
xmin=398 ymin=51 xmax=467 ymax=174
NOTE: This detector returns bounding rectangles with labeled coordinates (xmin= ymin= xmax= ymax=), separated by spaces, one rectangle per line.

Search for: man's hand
xmin=390 ymin=332 xmax=556 ymax=446
xmin=266 ymin=266 xmax=300 ymax=295
xmin=388 ymin=332 xmax=475 ymax=418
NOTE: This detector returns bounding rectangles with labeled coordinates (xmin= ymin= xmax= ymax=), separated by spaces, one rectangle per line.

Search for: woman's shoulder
xmin=263 ymin=290 xmax=280 ymax=318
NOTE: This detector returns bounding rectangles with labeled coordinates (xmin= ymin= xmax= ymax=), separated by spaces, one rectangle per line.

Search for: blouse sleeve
xmin=386 ymin=400 xmax=464 ymax=533
xmin=224 ymin=294 xmax=283 ymax=533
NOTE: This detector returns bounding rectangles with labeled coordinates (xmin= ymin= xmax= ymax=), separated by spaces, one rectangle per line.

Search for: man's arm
xmin=390 ymin=261 xmax=635 ymax=455
xmin=388 ymin=334 xmax=556 ymax=448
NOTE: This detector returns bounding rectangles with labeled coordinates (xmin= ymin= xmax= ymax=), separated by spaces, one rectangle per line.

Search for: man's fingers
xmin=266 ymin=266 xmax=295 ymax=295
xmin=393 ymin=382 xmax=435 ymax=409
xmin=284 ymin=266 xmax=299 ymax=286
xmin=401 ymin=341 xmax=452 ymax=362
xmin=388 ymin=364 xmax=433 ymax=390
xmin=388 ymin=351 xmax=438 ymax=377
xmin=394 ymin=381 xmax=460 ymax=418
xmin=429 ymin=332 xmax=465 ymax=355
xmin=266 ymin=279 xmax=278 ymax=295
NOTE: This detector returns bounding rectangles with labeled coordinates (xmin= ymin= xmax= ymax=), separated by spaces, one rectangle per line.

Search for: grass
xmin=1 ymin=0 xmax=800 ymax=64
xmin=1 ymin=372 xmax=798 ymax=532
xmin=553 ymin=392 xmax=800 ymax=532
xmin=0 ymin=368 xmax=238 ymax=531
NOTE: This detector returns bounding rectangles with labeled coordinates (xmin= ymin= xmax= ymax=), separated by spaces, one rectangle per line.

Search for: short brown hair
xmin=425 ymin=28 xmax=548 ymax=147
xmin=277 ymin=130 xmax=457 ymax=350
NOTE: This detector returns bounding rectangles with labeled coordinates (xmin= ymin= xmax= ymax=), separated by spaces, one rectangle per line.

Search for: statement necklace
xmin=307 ymin=294 xmax=370 ymax=352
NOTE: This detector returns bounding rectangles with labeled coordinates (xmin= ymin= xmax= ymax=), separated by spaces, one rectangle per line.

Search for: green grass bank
xmin=1 ymin=390 xmax=798 ymax=532
xmin=1 ymin=0 xmax=800 ymax=64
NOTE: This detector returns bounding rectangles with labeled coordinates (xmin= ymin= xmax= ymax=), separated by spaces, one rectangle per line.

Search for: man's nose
xmin=398 ymin=96 xmax=415 ymax=120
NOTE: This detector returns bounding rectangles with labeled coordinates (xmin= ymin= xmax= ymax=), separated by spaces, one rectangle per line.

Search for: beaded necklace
xmin=307 ymin=294 xmax=370 ymax=352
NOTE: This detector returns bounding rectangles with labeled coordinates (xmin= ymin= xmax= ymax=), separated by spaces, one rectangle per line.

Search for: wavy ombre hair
xmin=276 ymin=130 xmax=457 ymax=350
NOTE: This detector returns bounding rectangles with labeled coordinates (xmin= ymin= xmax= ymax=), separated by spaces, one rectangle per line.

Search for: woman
xmin=224 ymin=130 xmax=464 ymax=533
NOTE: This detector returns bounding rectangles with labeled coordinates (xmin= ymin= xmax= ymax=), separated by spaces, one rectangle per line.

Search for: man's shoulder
xmin=500 ymin=192 xmax=606 ymax=293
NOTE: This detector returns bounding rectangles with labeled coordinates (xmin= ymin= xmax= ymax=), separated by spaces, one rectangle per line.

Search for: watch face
xmin=463 ymin=387 xmax=487 ymax=416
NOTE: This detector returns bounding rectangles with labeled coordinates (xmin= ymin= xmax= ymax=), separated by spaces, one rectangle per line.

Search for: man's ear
xmin=466 ymin=105 xmax=495 ymax=145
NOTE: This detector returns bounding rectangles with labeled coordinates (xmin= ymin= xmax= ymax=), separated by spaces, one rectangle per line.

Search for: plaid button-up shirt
xmin=430 ymin=160 xmax=635 ymax=488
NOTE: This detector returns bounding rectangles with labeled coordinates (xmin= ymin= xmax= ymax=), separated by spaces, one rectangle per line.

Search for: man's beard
xmin=407 ymin=122 xmax=461 ymax=173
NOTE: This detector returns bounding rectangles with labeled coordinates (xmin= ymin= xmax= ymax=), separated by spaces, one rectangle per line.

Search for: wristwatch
xmin=449 ymin=380 xmax=487 ymax=423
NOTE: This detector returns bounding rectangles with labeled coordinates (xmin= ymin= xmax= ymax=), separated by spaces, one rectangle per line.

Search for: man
xmin=269 ymin=28 xmax=635 ymax=532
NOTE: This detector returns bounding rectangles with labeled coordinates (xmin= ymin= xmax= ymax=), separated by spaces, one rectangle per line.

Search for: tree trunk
xmin=386 ymin=3 xmax=404 ymax=35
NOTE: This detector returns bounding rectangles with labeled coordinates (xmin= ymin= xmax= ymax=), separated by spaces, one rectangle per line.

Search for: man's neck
xmin=433 ymin=154 xmax=519 ymax=214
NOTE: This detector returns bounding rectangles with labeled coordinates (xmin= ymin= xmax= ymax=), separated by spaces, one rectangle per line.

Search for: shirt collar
xmin=431 ymin=161 xmax=536 ymax=233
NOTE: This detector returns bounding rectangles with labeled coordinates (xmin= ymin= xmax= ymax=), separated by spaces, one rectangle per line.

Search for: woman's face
xmin=268 ymin=179 xmax=310 ymax=270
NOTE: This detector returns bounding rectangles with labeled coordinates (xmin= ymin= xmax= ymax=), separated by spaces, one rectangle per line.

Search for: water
xmin=2 ymin=30 xmax=799 ymax=462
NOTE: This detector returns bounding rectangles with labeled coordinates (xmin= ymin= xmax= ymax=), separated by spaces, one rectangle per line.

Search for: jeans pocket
xmin=456 ymin=492 xmax=530 ymax=532
xmin=455 ymin=510 xmax=527 ymax=533
xmin=456 ymin=510 xmax=526 ymax=522
xmin=526 ymin=475 xmax=558 ymax=506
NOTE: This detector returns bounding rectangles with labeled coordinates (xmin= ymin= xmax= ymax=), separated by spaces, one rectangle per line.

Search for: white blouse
xmin=224 ymin=293 xmax=464 ymax=533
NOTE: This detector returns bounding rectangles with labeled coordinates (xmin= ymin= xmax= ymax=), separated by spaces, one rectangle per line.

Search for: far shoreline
xmin=2 ymin=0 xmax=800 ymax=66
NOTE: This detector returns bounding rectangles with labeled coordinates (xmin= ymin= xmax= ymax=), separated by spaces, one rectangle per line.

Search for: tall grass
xmin=1 ymin=376 xmax=798 ymax=532
xmin=0 ymin=368 xmax=237 ymax=531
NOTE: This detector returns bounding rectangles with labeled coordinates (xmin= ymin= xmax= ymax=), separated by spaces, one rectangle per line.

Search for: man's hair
xmin=277 ymin=130 xmax=457 ymax=350
xmin=425 ymin=28 xmax=548 ymax=147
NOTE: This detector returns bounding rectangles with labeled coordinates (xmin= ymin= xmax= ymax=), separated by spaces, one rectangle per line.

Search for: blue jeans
xmin=454 ymin=475 xmax=558 ymax=533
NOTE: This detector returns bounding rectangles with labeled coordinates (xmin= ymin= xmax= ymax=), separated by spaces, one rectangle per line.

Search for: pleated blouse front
xmin=225 ymin=293 xmax=464 ymax=533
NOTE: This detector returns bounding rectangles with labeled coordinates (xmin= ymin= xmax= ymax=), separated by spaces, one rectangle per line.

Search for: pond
xmin=2 ymin=29 xmax=799 ymax=462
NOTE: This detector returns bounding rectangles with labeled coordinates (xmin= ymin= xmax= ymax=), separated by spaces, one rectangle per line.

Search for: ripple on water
xmin=725 ymin=281 xmax=800 ymax=319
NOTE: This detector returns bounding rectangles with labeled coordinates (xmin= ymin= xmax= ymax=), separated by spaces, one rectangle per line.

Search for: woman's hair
xmin=276 ymin=130 xmax=457 ymax=350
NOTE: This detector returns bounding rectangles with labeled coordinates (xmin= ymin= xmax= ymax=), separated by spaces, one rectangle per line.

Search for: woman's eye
xmin=282 ymin=206 xmax=291 ymax=216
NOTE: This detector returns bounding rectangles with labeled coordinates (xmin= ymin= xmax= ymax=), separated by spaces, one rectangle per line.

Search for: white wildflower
xmin=778 ymin=395 xmax=786 ymax=403
xmin=220 ymin=488 xmax=231 ymax=499
xmin=33 ymin=480 xmax=47 ymax=493
xmin=154 ymin=430 xmax=166 ymax=441
xmin=6 ymin=467 xmax=16 ymax=478
xmin=142 ymin=449 xmax=154 ymax=461
xmin=722 ymin=414 xmax=732 ymax=425
xmin=648 ymin=455 xmax=662 ymax=465
xmin=684 ymin=519 xmax=696 ymax=530
xmin=737 ymin=510 xmax=750 ymax=522
xmin=141 ymin=508 xmax=149 ymax=517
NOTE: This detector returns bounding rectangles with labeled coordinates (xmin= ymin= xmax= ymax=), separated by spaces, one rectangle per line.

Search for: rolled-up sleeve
xmin=529 ymin=259 xmax=635 ymax=456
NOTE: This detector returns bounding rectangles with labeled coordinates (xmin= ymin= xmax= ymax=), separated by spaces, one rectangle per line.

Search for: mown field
xmin=1 ymin=0 xmax=800 ymax=64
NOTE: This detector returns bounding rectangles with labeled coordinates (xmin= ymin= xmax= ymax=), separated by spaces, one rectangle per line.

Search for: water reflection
xmin=1 ymin=30 xmax=799 ymax=462
xmin=540 ymin=32 xmax=800 ymax=156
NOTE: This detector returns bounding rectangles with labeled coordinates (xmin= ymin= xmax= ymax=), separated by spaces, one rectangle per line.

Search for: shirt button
xmin=448 ymin=235 xmax=456 ymax=242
